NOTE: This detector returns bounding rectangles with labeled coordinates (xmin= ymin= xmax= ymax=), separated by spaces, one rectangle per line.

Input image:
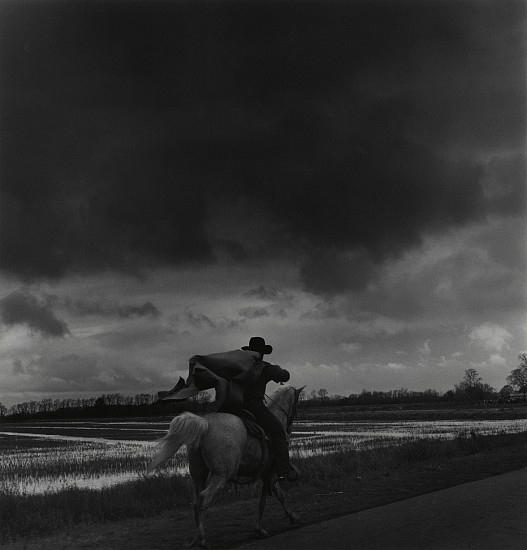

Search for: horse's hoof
xmin=186 ymin=537 xmax=209 ymax=549
xmin=186 ymin=536 xmax=206 ymax=548
xmin=255 ymin=528 xmax=269 ymax=539
xmin=289 ymin=512 xmax=301 ymax=524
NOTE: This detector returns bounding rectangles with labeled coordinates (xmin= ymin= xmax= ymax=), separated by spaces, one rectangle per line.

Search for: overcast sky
xmin=0 ymin=0 xmax=525 ymax=407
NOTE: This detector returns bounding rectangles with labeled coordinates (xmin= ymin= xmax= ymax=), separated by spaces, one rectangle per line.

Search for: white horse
xmin=147 ymin=384 xmax=304 ymax=547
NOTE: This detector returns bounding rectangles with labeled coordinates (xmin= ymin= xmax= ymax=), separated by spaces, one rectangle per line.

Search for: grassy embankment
xmin=296 ymin=401 xmax=527 ymax=421
xmin=2 ymin=427 xmax=527 ymax=544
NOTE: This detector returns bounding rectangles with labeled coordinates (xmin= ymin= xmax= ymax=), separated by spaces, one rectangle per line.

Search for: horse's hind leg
xmin=188 ymin=452 xmax=208 ymax=548
xmin=255 ymin=482 xmax=269 ymax=539
xmin=199 ymin=471 xmax=227 ymax=511
xmin=188 ymin=480 xmax=207 ymax=548
xmin=272 ymin=481 xmax=301 ymax=524
xmin=187 ymin=470 xmax=230 ymax=548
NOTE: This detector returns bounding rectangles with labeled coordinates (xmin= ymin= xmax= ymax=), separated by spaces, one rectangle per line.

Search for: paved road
xmin=234 ymin=467 xmax=527 ymax=550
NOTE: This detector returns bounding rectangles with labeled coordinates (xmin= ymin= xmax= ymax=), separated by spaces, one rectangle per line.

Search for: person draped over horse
xmin=157 ymin=336 xmax=299 ymax=482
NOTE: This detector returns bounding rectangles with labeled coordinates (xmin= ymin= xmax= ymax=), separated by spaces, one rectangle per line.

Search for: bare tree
xmin=454 ymin=369 xmax=495 ymax=402
xmin=463 ymin=368 xmax=482 ymax=387
xmin=507 ymin=353 xmax=527 ymax=400
xmin=317 ymin=388 xmax=329 ymax=400
xmin=499 ymin=384 xmax=514 ymax=400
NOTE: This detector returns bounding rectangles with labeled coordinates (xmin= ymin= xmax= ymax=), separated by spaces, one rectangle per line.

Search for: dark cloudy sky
xmin=0 ymin=0 xmax=525 ymax=406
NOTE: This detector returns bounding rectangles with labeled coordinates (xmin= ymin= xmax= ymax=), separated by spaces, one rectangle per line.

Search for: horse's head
xmin=269 ymin=384 xmax=305 ymax=434
xmin=273 ymin=384 xmax=305 ymax=401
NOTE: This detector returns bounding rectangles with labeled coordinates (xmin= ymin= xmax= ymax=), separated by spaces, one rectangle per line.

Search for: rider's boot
xmin=270 ymin=436 xmax=300 ymax=482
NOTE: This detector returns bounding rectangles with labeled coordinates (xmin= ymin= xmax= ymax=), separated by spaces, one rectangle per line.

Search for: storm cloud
xmin=62 ymin=298 xmax=161 ymax=319
xmin=0 ymin=290 xmax=69 ymax=337
xmin=0 ymin=1 xmax=524 ymax=294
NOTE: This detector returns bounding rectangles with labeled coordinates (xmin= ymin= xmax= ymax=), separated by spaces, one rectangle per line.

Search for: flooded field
xmin=2 ymin=417 xmax=527 ymax=497
xmin=293 ymin=418 xmax=527 ymax=456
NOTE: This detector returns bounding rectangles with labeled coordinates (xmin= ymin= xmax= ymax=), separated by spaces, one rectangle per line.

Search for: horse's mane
xmin=266 ymin=384 xmax=296 ymax=412
xmin=269 ymin=383 xmax=294 ymax=400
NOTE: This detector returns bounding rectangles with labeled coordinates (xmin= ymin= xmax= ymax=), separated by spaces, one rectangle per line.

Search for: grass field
xmin=2 ymin=408 xmax=527 ymax=543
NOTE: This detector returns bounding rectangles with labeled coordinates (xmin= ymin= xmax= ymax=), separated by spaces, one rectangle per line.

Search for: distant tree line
xmin=0 ymin=392 xmax=212 ymax=422
xmin=299 ymin=355 xmax=527 ymax=407
xmin=299 ymin=387 xmax=444 ymax=407
xmin=1 ymin=355 xmax=526 ymax=421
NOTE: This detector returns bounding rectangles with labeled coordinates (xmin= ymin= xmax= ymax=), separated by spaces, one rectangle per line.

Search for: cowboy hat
xmin=241 ymin=336 xmax=273 ymax=355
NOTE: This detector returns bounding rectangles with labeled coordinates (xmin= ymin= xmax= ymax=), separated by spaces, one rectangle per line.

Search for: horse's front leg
xmin=255 ymin=481 xmax=269 ymax=539
xmin=272 ymin=480 xmax=301 ymax=524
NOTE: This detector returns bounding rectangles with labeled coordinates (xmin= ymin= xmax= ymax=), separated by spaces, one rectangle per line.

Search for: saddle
xmin=237 ymin=409 xmax=268 ymax=442
xmin=230 ymin=409 xmax=298 ymax=490
xmin=226 ymin=409 xmax=269 ymax=487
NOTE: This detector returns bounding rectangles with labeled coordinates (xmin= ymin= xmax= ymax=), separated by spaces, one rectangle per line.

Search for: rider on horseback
xmin=238 ymin=337 xmax=299 ymax=483
xmin=158 ymin=336 xmax=299 ymax=482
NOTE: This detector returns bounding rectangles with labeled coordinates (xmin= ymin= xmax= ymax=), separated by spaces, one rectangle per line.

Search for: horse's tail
xmin=146 ymin=412 xmax=209 ymax=474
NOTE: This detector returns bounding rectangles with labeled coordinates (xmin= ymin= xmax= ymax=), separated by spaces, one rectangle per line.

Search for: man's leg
xmin=250 ymin=405 xmax=298 ymax=481
xmin=268 ymin=436 xmax=291 ymax=477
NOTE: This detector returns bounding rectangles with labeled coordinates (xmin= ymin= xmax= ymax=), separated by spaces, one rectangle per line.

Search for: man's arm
xmin=264 ymin=362 xmax=290 ymax=383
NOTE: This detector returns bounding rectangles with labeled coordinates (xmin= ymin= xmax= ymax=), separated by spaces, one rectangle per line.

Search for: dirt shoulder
xmin=4 ymin=441 xmax=527 ymax=550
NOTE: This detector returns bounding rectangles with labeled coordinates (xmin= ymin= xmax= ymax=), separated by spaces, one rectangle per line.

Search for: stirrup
xmin=278 ymin=464 xmax=300 ymax=482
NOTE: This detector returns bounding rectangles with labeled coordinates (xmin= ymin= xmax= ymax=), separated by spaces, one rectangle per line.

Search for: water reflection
xmin=2 ymin=418 xmax=526 ymax=495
